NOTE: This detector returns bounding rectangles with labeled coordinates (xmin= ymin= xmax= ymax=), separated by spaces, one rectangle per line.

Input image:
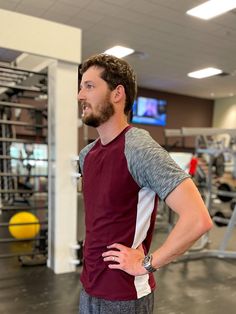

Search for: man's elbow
xmin=198 ymin=215 xmax=213 ymax=235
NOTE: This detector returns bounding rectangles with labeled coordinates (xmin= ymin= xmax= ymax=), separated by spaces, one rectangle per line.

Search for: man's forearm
xmin=151 ymin=212 xmax=212 ymax=269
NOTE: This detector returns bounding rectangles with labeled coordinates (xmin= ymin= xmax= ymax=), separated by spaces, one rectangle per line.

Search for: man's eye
xmin=86 ymin=83 xmax=94 ymax=89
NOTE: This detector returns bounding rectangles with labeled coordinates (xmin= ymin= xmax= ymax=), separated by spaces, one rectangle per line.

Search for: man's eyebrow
xmin=80 ymin=80 xmax=94 ymax=88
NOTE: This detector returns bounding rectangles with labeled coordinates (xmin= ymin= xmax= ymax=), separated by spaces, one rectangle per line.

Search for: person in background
xmin=143 ymin=99 xmax=157 ymax=117
xmin=78 ymin=54 xmax=213 ymax=314
xmin=188 ymin=153 xmax=199 ymax=177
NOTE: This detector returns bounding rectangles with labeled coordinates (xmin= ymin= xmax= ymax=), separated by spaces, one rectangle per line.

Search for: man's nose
xmin=78 ymin=88 xmax=86 ymax=100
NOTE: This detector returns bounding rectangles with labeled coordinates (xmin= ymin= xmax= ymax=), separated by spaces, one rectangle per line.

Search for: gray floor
xmin=0 ymin=223 xmax=236 ymax=314
xmin=155 ymin=258 xmax=236 ymax=314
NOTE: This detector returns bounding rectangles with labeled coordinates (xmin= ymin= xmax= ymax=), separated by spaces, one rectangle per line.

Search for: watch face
xmin=143 ymin=255 xmax=151 ymax=266
xmin=142 ymin=255 xmax=156 ymax=273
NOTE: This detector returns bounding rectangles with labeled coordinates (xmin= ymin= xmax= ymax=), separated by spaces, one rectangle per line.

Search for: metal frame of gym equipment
xmin=177 ymin=205 xmax=236 ymax=261
xmin=164 ymin=128 xmax=236 ymax=261
xmin=178 ymin=151 xmax=236 ymax=261
xmin=0 ymin=64 xmax=48 ymax=262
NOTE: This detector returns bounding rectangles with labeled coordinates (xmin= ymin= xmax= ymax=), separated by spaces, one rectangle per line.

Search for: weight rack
xmin=0 ymin=64 xmax=48 ymax=263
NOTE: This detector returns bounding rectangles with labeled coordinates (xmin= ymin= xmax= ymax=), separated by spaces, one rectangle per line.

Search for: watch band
xmin=142 ymin=254 xmax=157 ymax=273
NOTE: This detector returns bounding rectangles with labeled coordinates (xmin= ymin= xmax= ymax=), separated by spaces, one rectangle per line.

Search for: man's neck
xmin=96 ymin=116 xmax=129 ymax=145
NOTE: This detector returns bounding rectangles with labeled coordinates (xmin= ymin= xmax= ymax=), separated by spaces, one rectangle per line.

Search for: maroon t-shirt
xmin=79 ymin=126 xmax=189 ymax=301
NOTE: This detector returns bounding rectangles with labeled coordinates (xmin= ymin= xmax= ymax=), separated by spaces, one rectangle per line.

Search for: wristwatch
xmin=142 ymin=254 xmax=156 ymax=273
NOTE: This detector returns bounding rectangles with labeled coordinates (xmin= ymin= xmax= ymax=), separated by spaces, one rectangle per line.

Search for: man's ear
xmin=112 ymin=85 xmax=125 ymax=103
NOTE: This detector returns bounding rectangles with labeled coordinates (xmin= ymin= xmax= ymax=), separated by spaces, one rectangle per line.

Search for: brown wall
xmin=79 ymin=87 xmax=214 ymax=152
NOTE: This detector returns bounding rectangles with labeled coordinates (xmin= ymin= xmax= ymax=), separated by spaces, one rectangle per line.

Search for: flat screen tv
xmin=130 ymin=96 xmax=167 ymax=126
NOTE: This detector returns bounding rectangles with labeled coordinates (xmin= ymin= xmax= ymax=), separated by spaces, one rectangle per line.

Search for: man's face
xmin=78 ymin=66 xmax=115 ymax=127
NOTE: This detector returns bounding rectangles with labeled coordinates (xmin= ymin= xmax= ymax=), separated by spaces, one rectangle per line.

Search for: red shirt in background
xmin=189 ymin=156 xmax=198 ymax=176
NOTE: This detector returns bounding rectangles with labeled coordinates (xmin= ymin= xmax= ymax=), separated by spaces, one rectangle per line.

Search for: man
xmin=78 ymin=54 xmax=212 ymax=314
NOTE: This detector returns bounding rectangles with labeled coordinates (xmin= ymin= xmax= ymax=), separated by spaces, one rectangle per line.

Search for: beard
xmin=81 ymin=95 xmax=115 ymax=128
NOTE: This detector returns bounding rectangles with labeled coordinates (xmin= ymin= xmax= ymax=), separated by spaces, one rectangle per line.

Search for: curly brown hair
xmin=79 ymin=54 xmax=137 ymax=115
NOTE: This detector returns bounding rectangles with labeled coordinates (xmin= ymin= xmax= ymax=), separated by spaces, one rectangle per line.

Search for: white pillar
xmin=48 ymin=60 xmax=78 ymax=273
xmin=0 ymin=9 xmax=81 ymax=273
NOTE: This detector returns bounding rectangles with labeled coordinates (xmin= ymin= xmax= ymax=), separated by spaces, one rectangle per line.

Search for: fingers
xmin=103 ymin=252 xmax=122 ymax=271
xmin=102 ymin=243 xmax=126 ymax=261
xmin=102 ymin=249 xmax=121 ymax=258
xmin=102 ymin=252 xmax=119 ymax=260
xmin=102 ymin=244 xmax=125 ymax=266
xmin=101 ymin=243 xmax=147 ymax=276
xmin=108 ymin=263 xmax=121 ymax=270
xmin=102 ymin=243 xmax=143 ymax=261
xmin=107 ymin=243 xmax=125 ymax=250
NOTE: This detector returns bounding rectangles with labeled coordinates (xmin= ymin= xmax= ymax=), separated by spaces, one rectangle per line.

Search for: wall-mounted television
xmin=130 ymin=96 xmax=167 ymax=126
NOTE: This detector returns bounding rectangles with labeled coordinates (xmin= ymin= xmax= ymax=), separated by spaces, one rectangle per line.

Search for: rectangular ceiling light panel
xmin=186 ymin=0 xmax=236 ymax=20
xmin=188 ymin=67 xmax=223 ymax=79
xmin=104 ymin=46 xmax=134 ymax=58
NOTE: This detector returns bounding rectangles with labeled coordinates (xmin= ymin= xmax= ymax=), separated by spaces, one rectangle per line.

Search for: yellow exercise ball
xmin=9 ymin=212 xmax=40 ymax=239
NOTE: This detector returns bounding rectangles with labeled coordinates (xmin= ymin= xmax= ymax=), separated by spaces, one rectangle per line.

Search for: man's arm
xmin=102 ymin=178 xmax=213 ymax=275
xmin=151 ymin=177 xmax=213 ymax=269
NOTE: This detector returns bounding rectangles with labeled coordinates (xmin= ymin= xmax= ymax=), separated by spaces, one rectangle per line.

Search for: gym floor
xmin=0 ymin=224 xmax=236 ymax=314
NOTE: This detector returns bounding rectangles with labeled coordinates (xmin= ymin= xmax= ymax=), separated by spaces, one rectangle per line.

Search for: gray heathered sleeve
xmin=125 ymin=128 xmax=190 ymax=200
xmin=79 ymin=140 xmax=98 ymax=175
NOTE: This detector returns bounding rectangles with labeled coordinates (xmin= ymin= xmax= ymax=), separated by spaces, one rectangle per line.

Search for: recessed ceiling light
xmin=186 ymin=0 xmax=236 ymax=20
xmin=104 ymin=45 xmax=134 ymax=58
xmin=188 ymin=67 xmax=223 ymax=79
